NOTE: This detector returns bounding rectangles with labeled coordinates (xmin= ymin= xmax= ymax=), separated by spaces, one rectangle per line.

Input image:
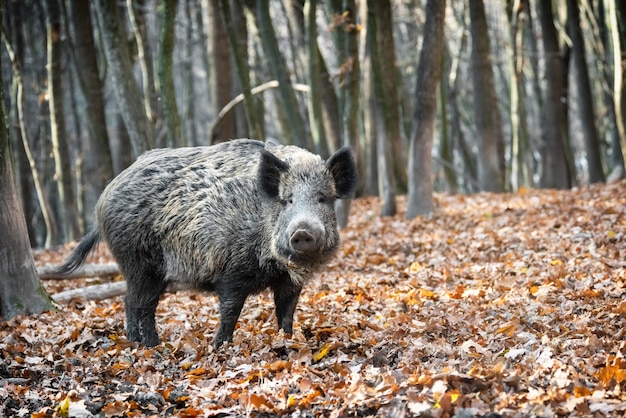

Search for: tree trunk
xmin=328 ymin=0 xmax=360 ymax=228
xmin=361 ymin=3 xmax=378 ymax=196
xmin=469 ymin=0 xmax=504 ymax=192
xmin=159 ymin=0 xmax=184 ymax=147
xmin=3 ymin=17 xmax=59 ymax=247
xmin=407 ymin=0 xmax=446 ymax=219
xmin=218 ymin=0 xmax=263 ymax=140
xmin=597 ymin=0 xmax=625 ymax=180
xmin=567 ymin=0 xmax=605 ymax=184
xmin=183 ymin=1 xmax=199 ymax=146
xmin=67 ymin=1 xmax=114 ymax=222
xmin=204 ymin=0 xmax=236 ymax=143
xmin=94 ymin=0 xmax=154 ymax=157
xmin=45 ymin=0 xmax=80 ymax=242
xmin=0 ymin=36 xmax=54 ymax=319
xmin=368 ymin=0 xmax=397 ymax=216
xmin=304 ymin=0 xmax=327 ymax=156
xmin=372 ymin=0 xmax=405 ymax=195
xmin=536 ymin=0 xmax=572 ymax=189
xmin=255 ymin=0 xmax=309 ymax=149
xmin=609 ymin=0 xmax=626 ymax=168
xmin=127 ymin=0 xmax=156 ymax=126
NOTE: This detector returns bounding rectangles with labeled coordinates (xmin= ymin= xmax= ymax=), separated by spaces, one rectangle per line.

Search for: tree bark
xmin=94 ymin=0 xmax=154 ymax=157
xmin=368 ymin=0 xmax=397 ymax=216
xmin=218 ymin=0 xmax=263 ymax=140
xmin=328 ymin=1 xmax=360 ymax=228
xmin=0 ymin=33 xmax=54 ymax=319
xmin=204 ymin=0 xmax=236 ymax=143
xmin=372 ymin=0 xmax=405 ymax=195
xmin=67 ymin=1 xmax=114 ymax=221
xmin=3 ymin=19 xmax=59 ymax=248
xmin=304 ymin=0 xmax=327 ymax=156
xmin=567 ymin=0 xmax=605 ymax=184
xmin=159 ymin=0 xmax=184 ymax=147
xmin=536 ymin=0 xmax=572 ymax=189
xmin=256 ymin=0 xmax=309 ymax=149
xmin=45 ymin=0 xmax=80 ymax=242
xmin=127 ymin=0 xmax=156 ymax=126
xmin=407 ymin=0 xmax=446 ymax=219
xmin=469 ymin=0 xmax=504 ymax=192
xmin=609 ymin=0 xmax=626 ymax=169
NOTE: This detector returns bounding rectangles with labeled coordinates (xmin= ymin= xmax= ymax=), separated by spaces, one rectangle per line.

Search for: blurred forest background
xmin=2 ymin=0 xmax=626 ymax=249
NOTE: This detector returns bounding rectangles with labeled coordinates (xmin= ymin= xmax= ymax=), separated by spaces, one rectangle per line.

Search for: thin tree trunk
xmin=305 ymin=0 xmax=327 ymax=156
xmin=407 ymin=0 xmax=446 ymax=219
xmin=3 ymin=25 xmax=59 ymax=247
xmin=469 ymin=0 xmax=504 ymax=192
xmin=328 ymin=1 xmax=360 ymax=228
xmin=372 ymin=0 xmax=405 ymax=196
xmin=45 ymin=0 xmax=80 ymax=242
xmin=159 ymin=0 xmax=184 ymax=147
xmin=204 ymin=0 xmax=236 ymax=143
xmin=218 ymin=0 xmax=263 ymax=140
xmin=6 ymin=2 xmax=37 ymax=246
xmin=597 ymin=0 xmax=625 ymax=180
xmin=255 ymin=0 xmax=309 ymax=149
xmin=94 ymin=0 xmax=153 ymax=157
xmin=536 ymin=0 xmax=572 ymax=189
xmin=361 ymin=3 xmax=378 ymax=196
xmin=183 ymin=1 xmax=198 ymax=146
xmin=127 ymin=0 xmax=156 ymax=125
xmin=368 ymin=0 xmax=396 ymax=216
xmin=439 ymin=49 xmax=457 ymax=194
xmin=568 ymin=0 xmax=605 ymax=184
xmin=67 ymin=1 xmax=114 ymax=220
xmin=609 ymin=0 xmax=626 ymax=167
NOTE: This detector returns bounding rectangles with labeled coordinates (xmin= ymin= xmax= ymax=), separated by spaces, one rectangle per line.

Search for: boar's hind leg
xmin=124 ymin=268 xmax=167 ymax=347
xmin=272 ymin=284 xmax=302 ymax=335
xmin=213 ymin=290 xmax=248 ymax=348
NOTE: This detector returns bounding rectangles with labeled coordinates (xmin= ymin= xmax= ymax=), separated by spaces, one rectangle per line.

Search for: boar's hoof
xmin=290 ymin=229 xmax=318 ymax=253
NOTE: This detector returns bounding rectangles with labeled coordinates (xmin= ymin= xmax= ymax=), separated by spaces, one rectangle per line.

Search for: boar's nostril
xmin=290 ymin=229 xmax=317 ymax=253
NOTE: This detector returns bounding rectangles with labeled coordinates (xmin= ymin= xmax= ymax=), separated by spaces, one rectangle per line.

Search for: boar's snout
xmin=289 ymin=220 xmax=324 ymax=254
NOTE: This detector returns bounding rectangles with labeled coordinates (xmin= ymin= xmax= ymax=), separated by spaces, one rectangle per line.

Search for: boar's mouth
xmin=275 ymin=243 xmax=338 ymax=270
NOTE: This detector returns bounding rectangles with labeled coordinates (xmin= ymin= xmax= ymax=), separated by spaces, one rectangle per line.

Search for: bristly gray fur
xmin=57 ymin=138 xmax=358 ymax=348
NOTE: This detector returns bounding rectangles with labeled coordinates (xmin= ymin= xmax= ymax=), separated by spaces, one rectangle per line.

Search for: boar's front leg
xmin=213 ymin=287 xmax=248 ymax=348
xmin=272 ymin=284 xmax=303 ymax=335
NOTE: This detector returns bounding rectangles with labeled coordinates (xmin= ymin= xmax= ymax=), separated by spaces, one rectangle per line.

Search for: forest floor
xmin=2 ymin=181 xmax=626 ymax=417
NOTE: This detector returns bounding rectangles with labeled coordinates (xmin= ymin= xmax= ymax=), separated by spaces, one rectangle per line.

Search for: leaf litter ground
xmin=2 ymin=182 xmax=626 ymax=417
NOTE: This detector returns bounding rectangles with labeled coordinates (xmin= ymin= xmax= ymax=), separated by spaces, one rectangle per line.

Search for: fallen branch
xmin=53 ymin=281 xmax=127 ymax=303
xmin=38 ymin=263 xmax=120 ymax=280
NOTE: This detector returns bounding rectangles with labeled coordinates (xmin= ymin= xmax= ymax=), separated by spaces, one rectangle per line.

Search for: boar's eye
xmin=317 ymin=194 xmax=331 ymax=204
xmin=281 ymin=196 xmax=293 ymax=206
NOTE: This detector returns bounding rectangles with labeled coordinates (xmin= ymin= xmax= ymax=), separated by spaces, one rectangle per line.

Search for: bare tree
xmin=203 ymin=0 xmax=236 ymax=143
xmin=255 ymin=0 xmax=309 ymax=148
xmin=567 ymin=0 xmax=605 ymax=184
xmin=368 ymin=0 xmax=397 ymax=216
xmin=44 ymin=0 xmax=80 ymax=242
xmin=0 ymin=38 xmax=54 ymax=319
xmin=327 ymin=1 xmax=361 ymax=227
xmin=67 ymin=1 xmax=114 ymax=220
xmin=218 ymin=0 xmax=263 ymax=140
xmin=94 ymin=0 xmax=154 ymax=157
xmin=407 ymin=0 xmax=446 ymax=219
xmin=469 ymin=0 xmax=504 ymax=192
xmin=159 ymin=0 xmax=184 ymax=147
xmin=536 ymin=0 xmax=572 ymax=189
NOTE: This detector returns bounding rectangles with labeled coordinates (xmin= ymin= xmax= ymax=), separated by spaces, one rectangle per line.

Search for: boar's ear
xmin=258 ymin=149 xmax=290 ymax=197
xmin=327 ymin=147 xmax=358 ymax=199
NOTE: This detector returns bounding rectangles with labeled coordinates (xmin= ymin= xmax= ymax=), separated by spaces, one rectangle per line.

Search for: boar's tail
xmin=55 ymin=228 xmax=101 ymax=275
